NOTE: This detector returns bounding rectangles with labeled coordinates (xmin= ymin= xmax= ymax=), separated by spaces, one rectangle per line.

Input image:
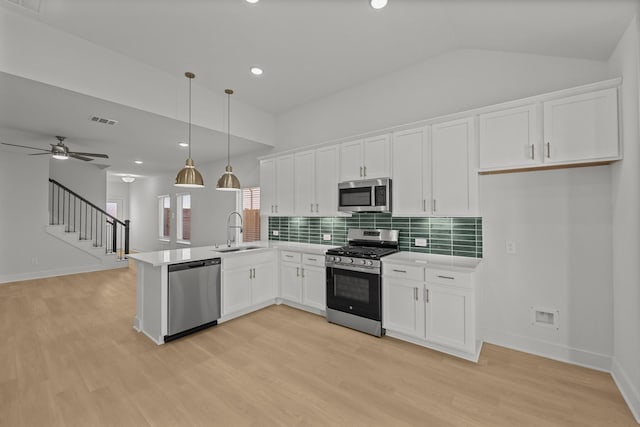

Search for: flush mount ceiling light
xmin=245 ymin=0 xmax=259 ymax=3
xmin=134 ymin=160 xmax=143 ymax=164
xmin=250 ymin=66 xmax=263 ymax=76
xmin=175 ymin=72 xmax=205 ymax=188
xmin=370 ymin=0 xmax=388 ymax=9
xmin=178 ymin=142 xmax=189 ymax=147
xmin=121 ymin=176 xmax=135 ymax=183
xmin=216 ymin=89 xmax=241 ymax=191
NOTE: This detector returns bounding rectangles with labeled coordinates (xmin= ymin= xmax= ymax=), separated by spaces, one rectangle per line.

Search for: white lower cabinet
xmin=222 ymin=251 xmax=276 ymax=317
xmin=383 ymin=263 xmax=477 ymax=359
xmin=279 ymin=251 xmax=326 ymax=312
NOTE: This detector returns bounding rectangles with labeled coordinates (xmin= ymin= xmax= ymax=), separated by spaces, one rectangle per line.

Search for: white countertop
xmin=383 ymin=252 xmax=481 ymax=272
xmin=129 ymin=241 xmax=339 ymax=267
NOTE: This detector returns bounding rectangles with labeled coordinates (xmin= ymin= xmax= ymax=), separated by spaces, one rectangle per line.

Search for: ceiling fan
xmin=1 ymin=136 xmax=109 ymax=161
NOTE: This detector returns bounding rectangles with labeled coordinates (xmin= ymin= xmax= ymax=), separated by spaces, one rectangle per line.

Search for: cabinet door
xmin=294 ymin=150 xmax=316 ymax=216
xmin=479 ymin=105 xmax=538 ymax=170
xmin=222 ymin=268 xmax=252 ymax=316
xmin=280 ymin=262 xmax=302 ymax=303
xmin=425 ymin=283 xmax=474 ymax=354
xmin=340 ymin=140 xmax=364 ymax=181
xmin=252 ymin=262 xmax=275 ymax=305
xmin=275 ymin=155 xmax=294 ymax=215
xmin=392 ymin=127 xmax=429 ymax=215
xmin=302 ymin=265 xmax=326 ymax=311
xmin=315 ymin=145 xmax=339 ymax=215
xmin=431 ymin=117 xmax=475 ymax=216
xmin=382 ymin=278 xmax=424 ymax=339
xmin=543 ymin=88 xmax=619 ymax=164
xmin=260 ymin=158 xmax=276 ymax=215
xmin=363 ymin=134 xmax=391 ymax=179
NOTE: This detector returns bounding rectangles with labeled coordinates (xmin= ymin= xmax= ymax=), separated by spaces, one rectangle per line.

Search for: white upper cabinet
xmin=479 ymin=85 xmax=620 ymax=173
xmin=479 ymin=104 xmax=538 ymax=170
xmin=260 ymin=155 xmax=294 ymax=216
xmin=314 ymin=145 xmax=340 ymax=216
xmin=543 ymin=88 xmax=619 ymax=164
xmin=340 ymin=134 xmax=391 ymax=181
xmin=431 ymin=118 xmax=477 ymax=216
xmin=294 ymin=150 xmax=316 ymax=215
xmin=392 ymin=127 xmax=430 ymax=215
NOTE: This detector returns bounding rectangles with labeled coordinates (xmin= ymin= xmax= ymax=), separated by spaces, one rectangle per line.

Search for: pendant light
xmin=216 ymin=89 xmax=241 ymax=191
xmin=175 ymin=72 xmax=205 ymax=188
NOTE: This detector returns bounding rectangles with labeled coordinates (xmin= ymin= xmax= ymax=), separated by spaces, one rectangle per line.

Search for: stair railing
xmin=48 ymin=178 xmax=129 ymax=260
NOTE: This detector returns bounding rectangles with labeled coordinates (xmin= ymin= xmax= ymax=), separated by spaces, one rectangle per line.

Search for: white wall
xmin=0 ymin=7 xmax=275 ymax=147
xmin=276 ymin=49 xmax=609 ymax=152
xmin=129 ymin=148 xmax=270 ymax=252
xmin=106 ymin=179 xmax=130 ymax=220
xmin=608 ymin=15 xmax=640 ymax=422
xmin=50 ymin=159 xmax=107 ymax=208
xmin=478 ymin=167 xmax=613 ymax=369
xmin=0 ymin=151 xmax=105 ymax=283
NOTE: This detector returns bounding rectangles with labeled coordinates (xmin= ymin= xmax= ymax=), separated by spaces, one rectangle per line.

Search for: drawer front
xmin=383 ymin=262 xmax=424 ymax=282
xmin=303 ymin=253 xmax=325 ymax=267
xmin=426 ymin=269 xmax=472 ymax=288
xmin=280 ymin=251 xmax=302 ymax=263
xmin=223 ymin=250 xmax=275 ymax=270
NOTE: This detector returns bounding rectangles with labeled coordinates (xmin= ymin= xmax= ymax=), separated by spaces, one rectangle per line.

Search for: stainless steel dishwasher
xmin=166 ymin=258 xmax=221 ymax=342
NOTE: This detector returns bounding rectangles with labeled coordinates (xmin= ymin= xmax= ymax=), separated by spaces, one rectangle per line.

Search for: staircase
xmin=46 ymin=179 xmax=129 ymax=269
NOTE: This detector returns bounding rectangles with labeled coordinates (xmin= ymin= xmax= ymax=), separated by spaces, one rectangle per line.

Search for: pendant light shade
xmin=217 ymin=89 xmax=241 ymax=191
xmin=175 ymin=72 xmax=205 ymax=188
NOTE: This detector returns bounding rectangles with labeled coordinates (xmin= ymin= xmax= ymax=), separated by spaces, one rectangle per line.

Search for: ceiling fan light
xmin=52 ymin=153 xmax=68 ymax=160
xmin=175 ymin=158 xmax=205 ymax=188
xmin=121 ymin=176 xmax=135 ymax=183
xmin=216 ymin=165 xmax=241 ymax=191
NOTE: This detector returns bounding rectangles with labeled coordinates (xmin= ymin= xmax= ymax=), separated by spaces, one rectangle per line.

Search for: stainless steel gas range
xmin=325 ymin=229 xmax=399 ymax=337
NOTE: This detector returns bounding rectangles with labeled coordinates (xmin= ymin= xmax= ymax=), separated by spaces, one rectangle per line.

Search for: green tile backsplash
xmin=268 ymin=213 xmax=482 ymax=258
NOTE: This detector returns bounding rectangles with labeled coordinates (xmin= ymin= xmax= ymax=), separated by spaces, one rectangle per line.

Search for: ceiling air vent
xmin=5 ymin=0 xmax=42 ymax=14
xmin=90 ymin=116 xmax=118 ymax=126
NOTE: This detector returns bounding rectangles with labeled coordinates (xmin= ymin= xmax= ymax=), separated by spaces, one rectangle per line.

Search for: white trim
xmin=0 ymin=263 xmax=128 ymax=284
xmin=611 ymin=358 xmax=640 ymax=424
xmin=480 ymin=327 xmax=612 ymax=372
xmin=385 ymin=330 xmax=483 ymax=363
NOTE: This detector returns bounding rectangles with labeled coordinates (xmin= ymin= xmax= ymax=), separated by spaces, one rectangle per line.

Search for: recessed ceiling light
xmin=121 ymin=176 xmax=135 ymax=183
xmin=370 ymin=0 xmax=388 ymax=9
xmin=245 ymin=0 xmax=259 ymax=3
xmin=134 ymin=160 xmax=143 ymax=164
xmin=178 ymin=142 xmax=189 ymax=147
xmin=250 ymin=66 xmax=263 ymax=76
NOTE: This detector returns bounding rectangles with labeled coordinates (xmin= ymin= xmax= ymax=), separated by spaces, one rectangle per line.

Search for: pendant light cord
xmin=188 ymin=76 xmax=192 ymax=160
xmin=227 ymin=91 xmax=231 ymax=167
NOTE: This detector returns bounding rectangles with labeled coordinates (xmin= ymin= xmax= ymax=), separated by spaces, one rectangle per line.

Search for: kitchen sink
xmin=213 ymin=245 xmax=263 ymax=253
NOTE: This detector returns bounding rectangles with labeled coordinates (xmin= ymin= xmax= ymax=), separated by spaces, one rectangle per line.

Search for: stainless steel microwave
xmin=338 ymin=178 xmax=392 ymax=213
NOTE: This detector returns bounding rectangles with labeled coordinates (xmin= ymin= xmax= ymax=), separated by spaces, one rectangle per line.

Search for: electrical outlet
xmin=272 ymin=230 xmax=279 ymax=236
xmin=506 ymin=240 xmax=516 ymax=254
xmin=414 ymin=238 xmax=428 ymax=247
xmin=323 ymin=234 xmax=331 ymax=241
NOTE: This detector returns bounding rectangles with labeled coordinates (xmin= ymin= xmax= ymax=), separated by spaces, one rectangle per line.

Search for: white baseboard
xmin=612 ymin=357 xmax=640 ymax=424
xmin=480 ymin=327 xmax=612 ymax=372
xmin=0 ymin=263 xmax=128 ymax=284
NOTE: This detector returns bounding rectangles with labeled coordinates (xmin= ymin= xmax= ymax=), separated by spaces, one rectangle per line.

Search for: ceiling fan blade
xmin=70 ymin=152 xmax=109 ymax=159
xmin=28 ymin=153 xmax=53 ymax=156
xmin=69 ymin=153 xmax=94 ymax=161
xmin=1 ymin=142 xmax=50 ymax=152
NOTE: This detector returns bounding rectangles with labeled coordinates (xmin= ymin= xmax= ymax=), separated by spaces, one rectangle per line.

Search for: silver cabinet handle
xmin=437 ymin=275 xmax=455 ymax=280
xmin=423 ymin=199 xmax=426 ymax=211
xmin=296 ymin=267 xmax=300 ymax=277
xmin=424 ymin=288 xmax=429 ymax=303
xmin=433 ymin=199 xmax=437 ymax=212
xmin=276 ymin=205 xmax=279 ymax=213
xmin=531 ymin=144 xmax=535 ymax=160
xmin=363 ymin=166 xmax=367 ymax=177
xmin=249 ymin=268 xmax=252 ymax=279
xmin=285 ymin=254 xmax=294 ymax=258
xmin=252 ymin=268 xmax=256 ymax=279
xmin=301 ymin=267 xmax=305 ymax=278
xmin=413 ymin=287 xmax=418 ymax=301
xmin=392 ymin=269 xmax=407 ymax=273
xmin=546 ymin=142 xmax=551 ymax=158
xmin=310 ymin=203 xmax=313 ymax=213
xmin=315 ymin=203 xmax=319 ymax=212
xmin=359 ymin=166 xmax=363 ymax=177
xmin=308 ymin=258 xmax=317 ymax=261
xmin=271 ymin=205 xmax=274 ymax=213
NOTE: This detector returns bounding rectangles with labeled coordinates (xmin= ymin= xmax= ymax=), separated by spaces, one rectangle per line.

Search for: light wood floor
xmin=0 ymin=263 xmax=636 ymax=427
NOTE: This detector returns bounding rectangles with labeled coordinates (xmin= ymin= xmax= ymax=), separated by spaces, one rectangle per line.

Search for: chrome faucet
xmin=226 ymin=211 xmax=243 ymax=247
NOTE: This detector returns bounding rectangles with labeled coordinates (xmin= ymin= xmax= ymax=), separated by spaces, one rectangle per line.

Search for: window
xmin=176 ymin=193 xmax=191 ymax=243
xmin=241 ymin=187 xmax=260 ymax=242
xmin=158 ymin=195 xmax=170 ymax=240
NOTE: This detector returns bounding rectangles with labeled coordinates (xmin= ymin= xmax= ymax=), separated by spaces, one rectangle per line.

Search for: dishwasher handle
xmin=168 ymin=258 xmax=221 ymax=272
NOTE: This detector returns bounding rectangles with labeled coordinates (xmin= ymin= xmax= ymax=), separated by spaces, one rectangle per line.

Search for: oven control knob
xmin=347 ymin=258 xmax=354 ymax=264
xmin=359 ymin=259 xmax=366 ymax=265
xmin=366 ymin=260 xmax=373 ymax=266
xmin=334 ymin=257 xmax=341 ymax=263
